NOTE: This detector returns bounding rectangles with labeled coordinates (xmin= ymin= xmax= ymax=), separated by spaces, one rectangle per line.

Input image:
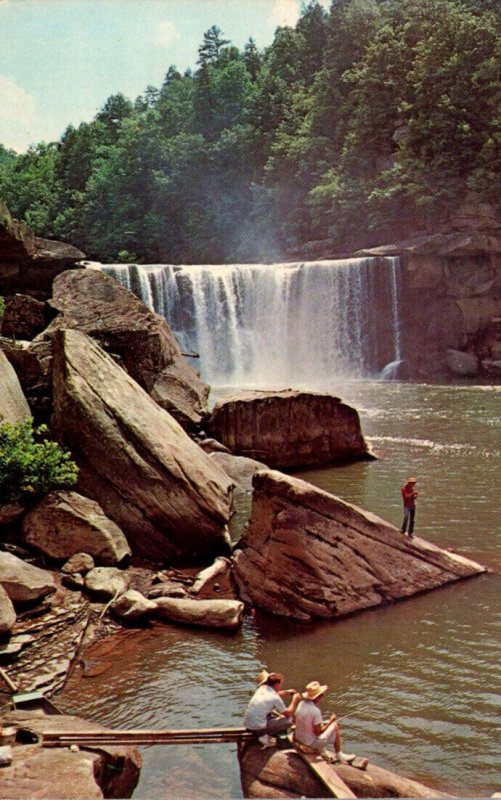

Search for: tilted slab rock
xmin=208 ymin=390 xmax=373 ymax=469
xmin=0 ymin=350 xmax=31 ymax=424
xmin=0 ymin=552 xmax=56 ymax=606
xmin=239 ymin=742 xmax=452 ymax=799
xmin=0 ymin=583 xmax=16 ymax=635
xmin=51 ymin=328 xmax=233 ymax=561
xmin=1 ymin=710 xmax=141 ymax=799
xmin=22 ymin=490 xmax=131 ymax=566
xmin=47 ymin=268 xmax=210 ymax=429
xmin=155 ymin=596 xmax=244 ymax=630
xmin=232 ymin=470 xmax=486 ymax=621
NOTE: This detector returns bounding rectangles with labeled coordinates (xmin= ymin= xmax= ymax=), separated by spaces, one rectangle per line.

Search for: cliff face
xmin=359 ymin=199 xmax=501 ymax=378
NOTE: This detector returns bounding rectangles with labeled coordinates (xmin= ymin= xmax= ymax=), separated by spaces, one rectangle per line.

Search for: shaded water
xmin=61 ymin=380 xmax=501 ymax=799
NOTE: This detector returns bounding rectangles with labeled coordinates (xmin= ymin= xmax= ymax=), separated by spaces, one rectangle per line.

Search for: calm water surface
xmin=61 ymin=381 xmax=501 ymax=799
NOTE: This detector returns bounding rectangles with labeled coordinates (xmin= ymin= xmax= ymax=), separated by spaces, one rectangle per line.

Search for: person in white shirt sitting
xmin=244 ymin=670 xmax=300 ymax=748
xmin=293 ymin=680 xmax=355 ymax=763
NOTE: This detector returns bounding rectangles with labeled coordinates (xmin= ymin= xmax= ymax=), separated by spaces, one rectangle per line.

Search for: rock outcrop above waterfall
xmin=232 ymin=470 xmax=485 ymax=621
xmin=208 ymin=390 xmax=373 ymax=469
xmin=0 ymin=200 xmax=84 ymax=298
xmin=0 ymin=710 xmax=141 ymax=799
xmin=239 ymin=741 xmax=452 ymax=799
xmin=51 ymin=328 xmax=233 ymax=561
xmin=43 ymin=268 xmax=210 ymax=429
xmin=357 ymin=201 xmax=501 ymax=378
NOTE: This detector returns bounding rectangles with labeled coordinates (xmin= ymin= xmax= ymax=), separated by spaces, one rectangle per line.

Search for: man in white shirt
xmin=244 ymin=670 xmax=300 ymax=747
xmin=293 ymin=680 xmax=355 ymax=763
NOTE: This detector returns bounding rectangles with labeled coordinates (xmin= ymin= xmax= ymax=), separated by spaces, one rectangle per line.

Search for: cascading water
xmin=103 ymin=257 xmax=403 ymax=386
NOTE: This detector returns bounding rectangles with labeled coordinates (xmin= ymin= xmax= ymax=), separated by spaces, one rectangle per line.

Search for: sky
xmin=0 ymin=0 xmax=330 ymax=153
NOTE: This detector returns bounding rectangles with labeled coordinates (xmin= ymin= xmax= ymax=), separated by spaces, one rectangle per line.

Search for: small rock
xmin=84 ymin=566 xmax=130 ymax=600
xmin=61 ymin=553 xmax=95 ymax=575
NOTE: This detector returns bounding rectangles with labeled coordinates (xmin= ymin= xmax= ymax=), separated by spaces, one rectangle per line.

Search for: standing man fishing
xmin=401 ymin=476 xmax=418 ymax=538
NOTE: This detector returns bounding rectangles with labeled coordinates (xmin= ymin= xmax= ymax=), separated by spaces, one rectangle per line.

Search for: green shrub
xmin=0 ymin=418 xmax=78 ymax=503
xmin=0 ymin=296 xmax=4 ymax=323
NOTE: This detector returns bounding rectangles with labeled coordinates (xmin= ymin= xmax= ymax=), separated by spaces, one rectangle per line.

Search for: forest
xmin=0 ymin=0 xmax=499 ymax=264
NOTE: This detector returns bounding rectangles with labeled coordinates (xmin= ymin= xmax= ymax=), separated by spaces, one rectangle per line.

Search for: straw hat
xmin=256 ymin=669 xmax=284 ymax=686
xmin=302 ymin=680 xmax=328 ymax=700
xmin=407 ymin=477 xmax=417 ymax=484
xmin=256 ymin=669 xmax=270 ymax=686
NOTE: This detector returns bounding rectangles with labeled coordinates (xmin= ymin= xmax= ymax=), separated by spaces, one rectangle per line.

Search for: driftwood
xmin=190 ymin=557 xmax=231 ymax=595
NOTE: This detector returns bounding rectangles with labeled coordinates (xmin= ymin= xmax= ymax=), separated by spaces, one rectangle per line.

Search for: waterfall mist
xmin=103 ymin=257 xmax=402 ymax=387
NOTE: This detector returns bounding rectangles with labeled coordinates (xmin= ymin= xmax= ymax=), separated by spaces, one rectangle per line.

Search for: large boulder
xmin=239 ymin=741 xmax=451 ymax=798
xmin=0 ymin=336 xmax=54 ymax=417
xmin=22 ymin=491 xmax=131 ymax=566
xmin=51 ymin=328 xmax=233 ymax=561
xmin=1 ymin=294 xmax=48 ymax=339
xmin=0 ymin=350 xmax=31 ymax=424
xmin=0 ymin=709 xmax=141 ymax=799
xmin=208 ymin=390 xmax=373 ymax=469
xmin=46 ymin=268 xmax=209 ymax=429
xmin=232 ymin=470 xmax=486 ymax=621
xmin=446 ymin=348 xmax=479 ymax=377
xmin=0 ymin=551 xmax=56 ymax=606
xmin=0 ymin=583 xmax=16 ymax=635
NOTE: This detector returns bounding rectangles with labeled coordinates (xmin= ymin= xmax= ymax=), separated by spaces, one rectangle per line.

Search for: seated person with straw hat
xmin=244 ymin=670 xmax=300 ymax=748
xmin=293 ymin=680 xmax=355 ymax=763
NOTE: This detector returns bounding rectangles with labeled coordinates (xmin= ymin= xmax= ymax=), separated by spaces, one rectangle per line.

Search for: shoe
xmin=319 ymin=749 xmax=337 ymax=763
xmin=338 ymin=751 xmax=356 ymax=763
xmin=258 ymin=734 xmax=276 ymax=749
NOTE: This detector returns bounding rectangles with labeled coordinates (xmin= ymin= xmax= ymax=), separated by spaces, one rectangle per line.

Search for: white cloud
xmin=0 ymin=75 xmax=38 ymax=151
xmin=267 ymin=0 xmax=300 ymax=29
xmin=153 ymin=19 xmax=181 ymax=48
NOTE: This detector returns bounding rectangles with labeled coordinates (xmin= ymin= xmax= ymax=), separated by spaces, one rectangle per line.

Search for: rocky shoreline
xmin=0 ymin=205 xmax=495 ymax=798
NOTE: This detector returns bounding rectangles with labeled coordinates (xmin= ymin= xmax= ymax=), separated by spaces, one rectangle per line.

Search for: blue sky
xmin=0 ymin=0 xmax=329 ymax=153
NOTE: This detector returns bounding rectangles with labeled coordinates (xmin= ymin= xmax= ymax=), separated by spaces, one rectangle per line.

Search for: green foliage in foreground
xmin=0 ymin=0 xmax=500 ymax=260
xmin=0 ymin=418 xmax=78 ymax=503
xmin=0 ymin=297 xmax=4 ymax=322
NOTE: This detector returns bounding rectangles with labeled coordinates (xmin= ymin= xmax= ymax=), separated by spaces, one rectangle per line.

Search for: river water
xmin=60 ymin=379 xmax=500 ymax=799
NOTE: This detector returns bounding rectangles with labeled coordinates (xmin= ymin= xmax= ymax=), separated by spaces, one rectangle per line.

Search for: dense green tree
xmin=0 ymin=0 xmax=499 ymax=261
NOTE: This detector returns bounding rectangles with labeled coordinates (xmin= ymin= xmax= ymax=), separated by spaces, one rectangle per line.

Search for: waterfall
xmin=103 ymin=257 xmax=403 ymax=386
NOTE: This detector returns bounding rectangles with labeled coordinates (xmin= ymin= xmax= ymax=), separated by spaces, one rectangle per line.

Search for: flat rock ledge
xmin=0 ymin=710 xmax=141 ymax=799
xmin=239 ymin=741 xmax=453 ymax=798
xmin=208 ymin=390 xmax=373 ymax=469
xmin=232 ymin=470 xmax=486 ymax=621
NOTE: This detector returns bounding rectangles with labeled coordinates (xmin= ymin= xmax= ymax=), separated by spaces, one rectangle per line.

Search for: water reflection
xmin=61 ymin=382 xmax=501 ymax=798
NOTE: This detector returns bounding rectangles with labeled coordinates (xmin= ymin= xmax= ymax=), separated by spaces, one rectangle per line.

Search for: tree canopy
xmin=1 ymin=0 xmax=499 ymax=262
